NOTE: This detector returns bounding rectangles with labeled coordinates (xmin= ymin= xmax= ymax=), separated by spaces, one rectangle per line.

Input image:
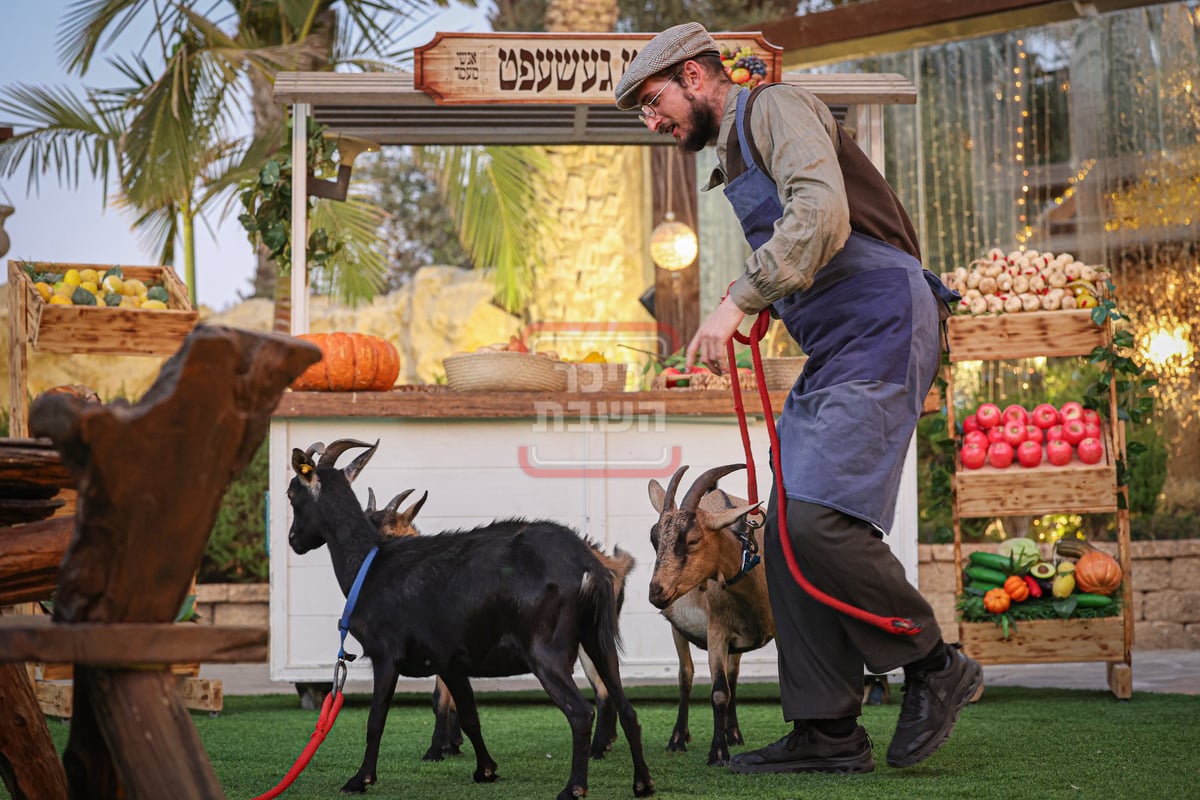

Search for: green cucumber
xmin=968 ymin=551 xmax=1014 ymax=573
xmin=966 ymin=580 xmax=1002 ymax=594
xmin=1074 ymin=593 xmax=1114 ymax=608
xmin=965 ymin=565 xmax=1009 ymax=586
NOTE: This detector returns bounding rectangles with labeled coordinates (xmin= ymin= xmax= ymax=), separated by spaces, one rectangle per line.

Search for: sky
xmin=0 ymin=0 xmax=494 ymax=312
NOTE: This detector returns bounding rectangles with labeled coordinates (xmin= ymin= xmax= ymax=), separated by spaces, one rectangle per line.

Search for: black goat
xmin=647 ymin=464 xmax=774 ymax=766
xmin=364 ymin=487 xmax=633 ymax=763
xmin=288 ymin=439 xmax=654 ymax=799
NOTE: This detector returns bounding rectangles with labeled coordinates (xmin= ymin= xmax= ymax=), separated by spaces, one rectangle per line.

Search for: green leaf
xmin=1053 ymin=596 xmax=1078 ymax=619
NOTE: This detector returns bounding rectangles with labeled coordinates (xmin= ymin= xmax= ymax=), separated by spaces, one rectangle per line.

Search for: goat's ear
xmin=291 ymin=448 xmax=321 ymax=496
xmin=343 ymin=439 xmax=380 ymax=484
xmin=648 ymin=479 xmax=667 ymax=514
xmin=702 ymin=501 xmax=764 ymax=532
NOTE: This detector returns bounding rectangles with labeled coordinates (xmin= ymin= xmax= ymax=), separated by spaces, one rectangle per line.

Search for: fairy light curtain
xmin=796 ymin=2 xmax=1199 ymax=467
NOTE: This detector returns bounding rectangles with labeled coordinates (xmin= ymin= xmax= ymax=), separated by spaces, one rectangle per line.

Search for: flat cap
xmin=614 ymin=23 xmax=720 ymax=110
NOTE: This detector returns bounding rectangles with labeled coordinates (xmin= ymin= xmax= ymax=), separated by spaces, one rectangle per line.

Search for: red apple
xmin=1002 ymin=404 xmax=1029 ymax=426
xmin=960 ymin=441 xmax=987 ymax=470
xmin=1031 ymin=403 xmax=1059 ymax=429
xmin=975 ymin=403 xmax=1002 ymax=429
xmin=963 ymin=430 xmax=989 ymax=449
xmin=1045 ymin=424 xmax=1065 ymax=443
xmin=1077 ymin=437 xmax=1104 ymax=464
xmin=1025 ymin=425 xmax=1044 ymax=445
xmin=962 ymin=414 xmax=980 ymax=434
xmin=1062 ymin=419 xmax=1087 ymax=446
xmin=987 ymin=441 xmax=1015 ymax=469
xmin=987 ymin=426 xmax=1006 ymax=444
xmin=1084 ymin=420 xmax=1102 ymax=440
xmin=1017 ymin=440 xmax=1043 ymax=468
xmin=1059 ymin=401 xmax=1085 ymax=422
xmin=1082 ymin=408 xmax=1101 ymax=426
xmin=1046 ymin=439 xmax=1072 ymax=466
xmin=1003 ymin=422 xmax=1028 ymax=447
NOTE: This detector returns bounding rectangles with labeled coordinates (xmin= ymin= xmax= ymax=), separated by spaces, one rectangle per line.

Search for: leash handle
xmin=726 ymin=310 xmax=921 ymax=636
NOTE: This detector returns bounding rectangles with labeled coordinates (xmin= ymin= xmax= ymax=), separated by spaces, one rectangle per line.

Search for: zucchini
xmin=965 ymin=565 xmax=1009 ymax=586
xmin=968 ymin=551 xmax=1013 ymax=573
xmin=965 ymin=580 xmax=1002 ymax=595
xmin=1074 ymin=593 xmax=1113 ymax=608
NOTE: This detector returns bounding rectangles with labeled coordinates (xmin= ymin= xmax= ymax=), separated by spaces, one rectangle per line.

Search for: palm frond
xmin=308 ymin=195 xmax=389 ymax=305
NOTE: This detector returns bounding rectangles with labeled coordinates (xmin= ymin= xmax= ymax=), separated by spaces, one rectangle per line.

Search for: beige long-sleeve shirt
xmin=703 ymin=84 xmax=852 ymax=315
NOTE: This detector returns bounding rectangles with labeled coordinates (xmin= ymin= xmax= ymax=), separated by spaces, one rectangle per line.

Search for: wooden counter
xmin=273 ymin=388 xmax=792 ymax=419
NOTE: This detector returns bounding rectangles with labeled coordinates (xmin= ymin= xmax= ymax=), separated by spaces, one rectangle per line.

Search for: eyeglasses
xmin=638 ymin=72 xmax=681 ymax=123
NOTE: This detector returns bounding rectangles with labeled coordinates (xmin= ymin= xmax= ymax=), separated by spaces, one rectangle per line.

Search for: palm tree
xmin=1 ymin=0 xmax=547 ymax=324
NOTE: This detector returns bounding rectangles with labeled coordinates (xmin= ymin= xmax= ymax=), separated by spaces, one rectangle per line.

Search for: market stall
xmin=269 ymin=32 xmax=921 ymax=689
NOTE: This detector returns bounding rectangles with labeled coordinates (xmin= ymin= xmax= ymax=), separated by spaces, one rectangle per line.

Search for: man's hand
xmin=686 ymin=296 xmax=746 ymax=375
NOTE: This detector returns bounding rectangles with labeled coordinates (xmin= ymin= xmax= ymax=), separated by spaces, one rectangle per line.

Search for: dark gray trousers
xmin=764 ymin=490 xmax=943 ymax=720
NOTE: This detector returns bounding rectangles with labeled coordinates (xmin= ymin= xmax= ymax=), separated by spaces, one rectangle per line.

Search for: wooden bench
xmin=0 ymin=325 xmax=318 ymax=799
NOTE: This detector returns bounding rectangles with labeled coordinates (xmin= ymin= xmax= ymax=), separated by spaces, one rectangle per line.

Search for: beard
xmin=679 ymin=96 xmax=721 ymax=153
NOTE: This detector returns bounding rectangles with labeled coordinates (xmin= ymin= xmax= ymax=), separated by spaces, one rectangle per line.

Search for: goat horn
xmin=679 ymin=464 xmax=746 ymax=512
xmin=661 ymin=465 xmax=689 ymax=512
xmin=343 ymin=439 xmax=381 ymax=484
xmin=365 ymin=487 xmax=378 ymax=514
xmin=306 ymin=442 xmax=325 ymax=459
xmin=317 ymin=438 xmax=377 ymax=469
xmin=384 ymin=488 xmax=415 ymax=514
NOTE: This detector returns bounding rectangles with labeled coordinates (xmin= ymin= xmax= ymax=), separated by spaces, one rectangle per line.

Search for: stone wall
xmin=920 ymin=539 xmax=1200 ymax=650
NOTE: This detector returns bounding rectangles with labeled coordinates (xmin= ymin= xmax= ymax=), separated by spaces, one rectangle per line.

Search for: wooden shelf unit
xmin=944 ymin=308 xmax=1134 ymax=699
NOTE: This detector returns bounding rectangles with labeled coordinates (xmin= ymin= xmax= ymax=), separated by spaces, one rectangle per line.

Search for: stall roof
xmin=273 ymin=70 xmax=916 ymax=146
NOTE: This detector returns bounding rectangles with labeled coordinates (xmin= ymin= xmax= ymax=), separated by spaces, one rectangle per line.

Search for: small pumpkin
xmin=291 ymin=332 xmax=401 ymax=392
xmin=1074 ymin=550 xmax=1123 ymax=596
xmin=983 ymin=588 xmax=1011 ymax=614
xmin=1003 ymin=574 xmax=1030 ymax=603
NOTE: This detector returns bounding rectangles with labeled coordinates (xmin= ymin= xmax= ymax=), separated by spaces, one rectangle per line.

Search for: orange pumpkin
xmin=1074 ymin=550 xmax=1123 ymax=596
xmin=983 ymin=588 xmax=1011 ymax=614
xmin=291 ymin=333 xmax=401 ymax=392
xmin=1003 ymin=574 xmax=1030 ymax=602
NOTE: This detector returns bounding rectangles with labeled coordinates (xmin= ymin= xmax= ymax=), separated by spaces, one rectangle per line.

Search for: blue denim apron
xmin=724 ymin=89 xmax=942 ymax=533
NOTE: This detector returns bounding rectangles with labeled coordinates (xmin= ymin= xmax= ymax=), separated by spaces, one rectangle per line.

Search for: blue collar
xmin=337 ymin=545 xmax=379 ymax=660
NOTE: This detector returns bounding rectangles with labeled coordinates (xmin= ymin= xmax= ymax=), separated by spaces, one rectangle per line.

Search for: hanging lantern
xmin=650 ymin=211 xmax=698 ymax=270
xmin=650 ymin=150 xmax=697 ymax=271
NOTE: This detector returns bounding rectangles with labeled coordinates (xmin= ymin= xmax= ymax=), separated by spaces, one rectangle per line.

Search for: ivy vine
xmin=1083 ymin=278 xmax=1158 ymax=506
xmin=238 ymin=117 xmax=343 ymax=277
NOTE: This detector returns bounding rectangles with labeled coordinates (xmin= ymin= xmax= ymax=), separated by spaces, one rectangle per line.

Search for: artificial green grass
xmin=16 ymin=683 xmax=1200 ymax=799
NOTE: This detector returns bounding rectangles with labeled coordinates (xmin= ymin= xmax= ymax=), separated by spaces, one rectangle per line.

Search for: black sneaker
xmin=728 ymin=724 xmax=875 ymax=774
xmin=886 ymin=643 xmax=983 ymax=768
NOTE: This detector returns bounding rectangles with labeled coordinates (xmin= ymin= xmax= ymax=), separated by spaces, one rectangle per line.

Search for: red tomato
xmin=1077 ymin=437 xmax=1104 ymax=464
xmin=1002 ymin=422 xmax=1028 ymax=447
xmin=987 ymin=441 xmax=1015 ymax=469
xmin=1031 ymin=403 xmax=1059 ymax=429
xmin=1082 ymin=407 xmax=1101 ymax=426
xmin=1046 ymin=439 xmax=1072 ymax=466
xmin=1002 ymin=404 xmax=1029 ymax=426
xmin=1062 ymin=419 xmax=1087 ymax=446
xmin=1059 ymin=401 xmax=1084 ymax=422
xmin=960 ymin=441 xmax=987 ymax=470
xmin=963 ymin=430 xmax=989 ymax=449
xmin=1045 ymin=424 xmax=1065 ymax=442
xmin=975 ymin=403 xmax=1002 ymax=429
xmin=1017 ymin=440 xmax=1043 ymax=468
xmin=962 ymin=414 xmax=980 ymax=434
xmin=1025 ymin=425 xmax=1044 ymax=445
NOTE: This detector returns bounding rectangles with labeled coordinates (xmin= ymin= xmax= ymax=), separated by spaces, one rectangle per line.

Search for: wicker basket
xmin=443 ymin=351 xmax=569 ymax=392
xmin=568 ymin=362 xmax=629 ymax=393
xmin=759 ymin=357 xmax=808 ymax=390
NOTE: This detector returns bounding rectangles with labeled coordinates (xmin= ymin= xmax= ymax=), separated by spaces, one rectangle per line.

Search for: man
xmin=615 ymin=23 xmax=980 ymax=774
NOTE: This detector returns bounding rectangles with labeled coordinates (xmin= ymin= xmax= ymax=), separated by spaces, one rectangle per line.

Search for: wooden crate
xmin=946 ymin=309 xmax=1109 ymax=362
xmin=960 ymin=616 xmax=1125 ymax=665
xmin=953 ymin=423 xmax=1118 ymax=518
xmin=10 ymin=261 xmax=197 ymax=356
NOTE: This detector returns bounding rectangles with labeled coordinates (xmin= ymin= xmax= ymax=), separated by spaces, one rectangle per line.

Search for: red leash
xmin=727 ymin=310 xmax=921 ymax=636
xmin=251 ymin=662 xmax=348 ymax=799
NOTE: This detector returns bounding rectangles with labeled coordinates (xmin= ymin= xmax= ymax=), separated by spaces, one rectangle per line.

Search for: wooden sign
xmin=414 ymin=32 xmax=781 ymax=105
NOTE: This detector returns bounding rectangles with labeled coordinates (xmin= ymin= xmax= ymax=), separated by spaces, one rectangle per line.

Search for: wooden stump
xmin=0 ymin=325 xmax=320 ymax=800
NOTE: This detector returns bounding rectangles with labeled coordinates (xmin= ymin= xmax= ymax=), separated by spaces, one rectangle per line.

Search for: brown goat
xmin=366 ymin=487 xmax=636 ymax=761
xmin=647 ymin=464 xmax=775 ymax=767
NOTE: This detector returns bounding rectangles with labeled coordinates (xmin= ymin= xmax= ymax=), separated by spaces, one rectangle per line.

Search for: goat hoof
xmin=706 ymin=750 xmax=730 ymax=767
xmin=421 ymin=750 xmax=445 ymax=762
xmin=556 ymin=786 xmax=587 ymax=800
xmin=727 ymin=729 xmax=745 ymax=746
xmin=474 ymin=769 xmax=499 ymax=783
xmin=634 ymin=778 xmax=656 ymax=797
